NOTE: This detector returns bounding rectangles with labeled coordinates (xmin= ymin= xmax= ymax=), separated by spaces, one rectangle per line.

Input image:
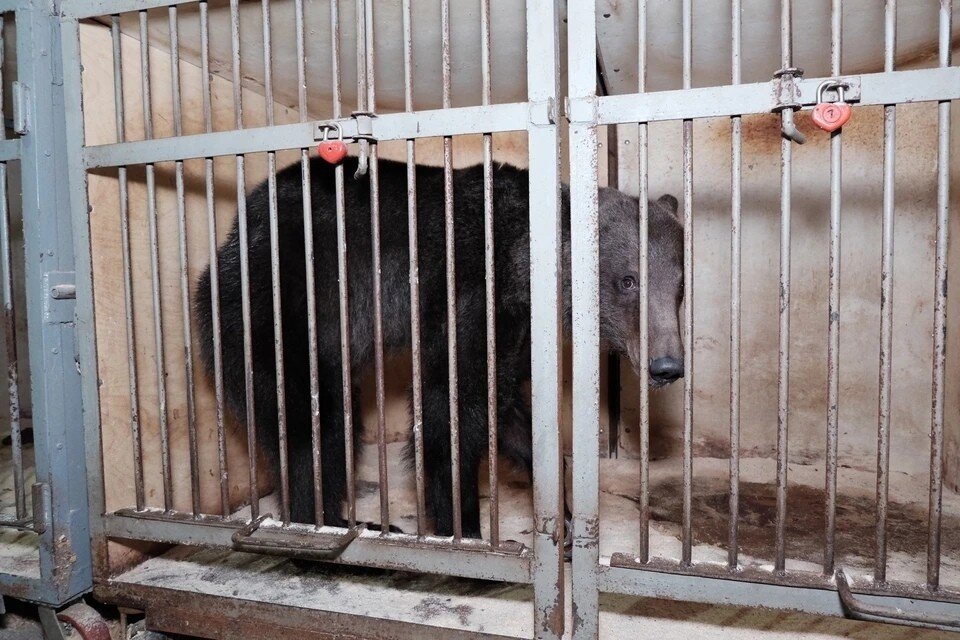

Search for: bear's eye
xmin=620 ymin=275 xmax=637 ymax=291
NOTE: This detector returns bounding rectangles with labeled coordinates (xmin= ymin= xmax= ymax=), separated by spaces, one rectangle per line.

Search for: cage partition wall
xmin=0 ymin=0 xmax=953 ymax=638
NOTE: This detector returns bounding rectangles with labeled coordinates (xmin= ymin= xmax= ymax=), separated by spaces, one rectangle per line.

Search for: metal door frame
xmin=59 ymin=0 xmax=566 ymax=636
xmin=567 ymin=0 xmax=960 ymax=637
xmin=0 ymin=0 xmax=93 ymax=608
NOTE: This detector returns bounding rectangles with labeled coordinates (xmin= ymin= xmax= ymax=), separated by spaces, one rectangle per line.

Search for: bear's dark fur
xmin=195 ymin=157 xmax=683 ymax=537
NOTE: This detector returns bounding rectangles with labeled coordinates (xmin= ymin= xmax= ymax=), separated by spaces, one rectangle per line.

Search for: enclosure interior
xmin=76 ymin=0 xmax=960 ymax=598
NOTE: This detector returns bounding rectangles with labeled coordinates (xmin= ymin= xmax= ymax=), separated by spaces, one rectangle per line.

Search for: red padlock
xmin=811 ymin=82 xmax=851 ymax=133
xmin=318 ymin=123 xmax=348 ymax=164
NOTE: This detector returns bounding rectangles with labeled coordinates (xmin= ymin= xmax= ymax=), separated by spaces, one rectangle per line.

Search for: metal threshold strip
xmin=104 ymin=509 xmax=532 ymax=583
xmin=603 ymin=555 xmax=960 ymax=631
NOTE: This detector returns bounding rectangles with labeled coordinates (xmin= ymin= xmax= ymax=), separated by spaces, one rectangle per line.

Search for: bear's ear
xmin=657 ymin=194 xmax=679 ymax=217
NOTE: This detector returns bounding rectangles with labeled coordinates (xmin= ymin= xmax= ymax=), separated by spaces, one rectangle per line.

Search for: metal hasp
xmin=0 ymin=0 xmax=92 ymax=607
xmin=772 ymin=67 xmax=806 ymax=143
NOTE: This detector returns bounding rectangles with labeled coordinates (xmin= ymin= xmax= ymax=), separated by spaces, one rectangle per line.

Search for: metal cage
xmin=60 ymin=0 xmax=566 ymax=637
xmin=569 ymin=0 xmax=960 ymax=637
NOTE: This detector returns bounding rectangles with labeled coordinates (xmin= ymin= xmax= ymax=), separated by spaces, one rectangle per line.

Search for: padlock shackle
xmin=816 ymin=80 xmax=847 ymax=104
xmin=319 ymin=121 xmax=344 ymax=142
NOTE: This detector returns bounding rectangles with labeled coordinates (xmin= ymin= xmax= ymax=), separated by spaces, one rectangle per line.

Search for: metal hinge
xmin=12 ymin=82 xmax=29 ymax=135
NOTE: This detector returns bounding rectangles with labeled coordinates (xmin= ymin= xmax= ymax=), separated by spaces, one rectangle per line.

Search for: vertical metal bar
xmin=637 ymin=0 xmax=650 ymax=564
xmin=479 ymin=0 xmax=499 ymax=549
xmin=774 ymin=0 xmax=794 ymax=575
xmin=331 ymin=0 xmax=355 ymax=526
xmin=361 ymin=0 xmax=390 ymax=534
xmin=260 ymin=0 xmax=289 ymax=525
xmin=569 ymin=0 xmax=600 ymax=635
xmin=261 ymin=0 xmax=274 ymax=127
xmin=0 ymin=14 xmax=23 ymax=522
xmin=728 ymin=0 xmax=742 ymax=571
xmin=354 ymin=0 xmax=368 ymax=170
xmin=294 ymin=0 xmax=307 ymax=120
xmin=27 ymin=2 xmax=93 ymax=601
xmin=927 ymin=0 xmax=951 ymax=592
xmin=140 ymin=10 xmax=173 ymax=512
xmin=168 ymin=5 xmax=200 ymax=518
xmin=295 ymin=0 xmax=322 ymax=526
xmin=528 ymin=0 xmax=563 ymax=635
xmin=0 ymin=170 xmax=23 ymax=521
xmin=237 ymin=151 xmax=258 ymax=521
xmin=266 ymin=160 xmax=288 ymax=524
xmin=440 ymin=0 xmax=462 ymax=541
xmin=402 ymin=0 xmax=427 ymax=538
xmin=111 ymin=15 xmax=144 ymax=511
xmin=64 ymin=7 xmax=108 ymax=592
xmin=199 ymin=0 xmax=229 ymax=518
xmin=680 ymin=0 xmax=694 ymax=568
xmin=229 ymin=0 xmax=259 ymax=521
xmin=230 ymin=0 xmax=243 ymax=129
xmin=824 ymin=0 xmax=842 ymax=576
xmin=875 ymin=0 xmax=896 ymax=584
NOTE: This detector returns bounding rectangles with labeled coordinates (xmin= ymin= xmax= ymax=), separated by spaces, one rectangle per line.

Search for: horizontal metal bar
xmin=102 ymin=513 xmax=531 ymax=583
xmin=60 ymin=0 xmax=199 ymax=19
xmin=596 ymin=67 xmax=960 ymax=125
xmin=607 ymin=554 xmax=960 ymax=604
xmin=85 ymin=102 xmax=531 ymax=168
xmin=0 ymin=139 xmax=20 ymax=162
xmin=599 ymin=563 xmax=960 ymax=624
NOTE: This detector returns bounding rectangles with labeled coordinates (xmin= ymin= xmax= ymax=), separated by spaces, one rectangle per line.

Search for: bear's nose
xmin=649 ymin=356 xmax=684 ymax=383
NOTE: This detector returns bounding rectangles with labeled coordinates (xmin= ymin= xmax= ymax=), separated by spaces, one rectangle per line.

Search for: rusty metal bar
xmin=294 ymin=0 xmax=307 ymax=119
xmin=875 ymin=0 xmax=896 ymax=584
xmin=0 ymin=160 xmax=23 ymax=520
xmin=169 ymin=5 xmax=201 ymax=517
xmin=401 ymin=0 xmax=426 ymax=538
xmin=237 ymin=150 xmax=259 ymax=522
xmin=330 ymin=0 xmax=355 ymax=526
xmin=267 ymin=156 xmax=288 ymax=524
xmin=361 ymin=0 xmax=390 ymax=534
xmin=292 ymin=0 xmax=321 ymax=526
xmin=728 ymin=0 xmax=742 ymax=571
xmin=0 ymin=14 xmax=23 ymax=522
xmin=139 ymin=9 xmax=173 ymax=512
xmin=680 ymin=0 xmax=693 ymax=568
xmin=479 ymin=0 xmax=499 ymax=549
xmin=774 ymin=0 xmax=795 ymax=575
xmin=199 ymin=0 xmax=229 ymax=518
xmin=261 ymin=0 xmax=274 ymax=127
xmin=440 ymin=0 xmax=462 ymax=541
xmin=637 ymin=0 xmax=650 ymax=564
xmin=927 ymin=0 xmax=952 ymax=591
xmin=111 ymin=14 xmax=144 ymax=512
xmin=824 ymin=0 xmax=842 ymax=575
xmin=228 ymin=0 xmax=259 ymax=521
xmin=229 ymin=0 xmax=242 ymax=129
xmin=258 ymin=0 xmax=289 ymax=525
